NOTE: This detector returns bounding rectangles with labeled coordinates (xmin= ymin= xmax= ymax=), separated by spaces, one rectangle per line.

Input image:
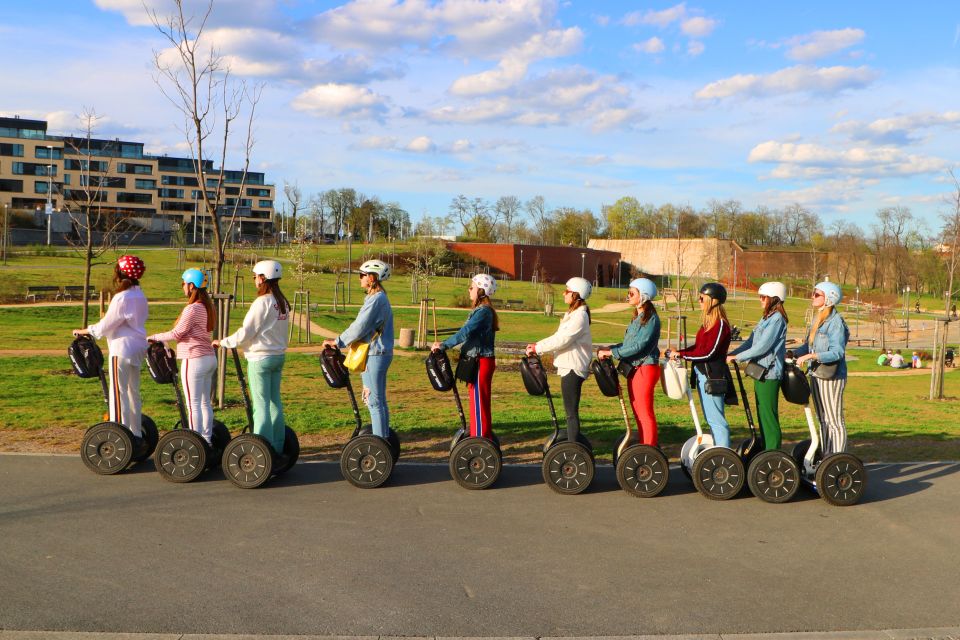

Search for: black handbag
xmin=703 ymin=377 xmax=728 ymax=396
xmin=744 ymin=360 xmax=768 ymax=381
xmin=68 ymin=336 xmax=104 ymax=379
xmin=809 ymin=360 xmax=839 ymax=380
xmin=455 ymin=353 xmax=480 ymax=383
xmin=616 ymin=359 xmax=637 ymax=378
xmin=591 ymin=358 xmax=620 ymax=397
xmin=319 ymin=346 xmax=350 ymax=389
xmin=519 ymin=355 xmax=549 ymax=396
xmin=145 ymin=341 xmax=178 ymax=384
xmin=425 ymin=350 xmax=455 ymax=392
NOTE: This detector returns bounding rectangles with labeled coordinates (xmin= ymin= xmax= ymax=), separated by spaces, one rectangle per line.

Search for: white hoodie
xmin=220 ymin=294 xmax=289 ymax=360
xmin=535 ymin=305 xmax=592 ymax=378
xmin=87 ymin=286 xmax=148 ymax=360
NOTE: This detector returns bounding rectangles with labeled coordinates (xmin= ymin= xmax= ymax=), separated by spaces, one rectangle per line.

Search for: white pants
xmin=108 ymin=355 xmax=142 ymax=437
xmin=180 ymin=355 xmax=217 ymax=443
xmin=810 ymin=376 xmax=847 ymax=455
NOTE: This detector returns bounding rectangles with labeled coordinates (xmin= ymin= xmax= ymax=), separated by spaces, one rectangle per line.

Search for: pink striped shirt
xmin=148 ymin=302 xmax=215 ymax=360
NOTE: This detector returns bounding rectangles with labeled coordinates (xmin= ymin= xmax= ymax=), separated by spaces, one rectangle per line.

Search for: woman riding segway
xmin=672 ymin=282 xmax=744 ymax=499
xmin=525 ymin=276 xmax=594 ymax=494
xmin=214 ymin=260 xmax=296 ymax=488
xmin=322 ymin=259 xmax=399 ymax=488
xmin=147 ymin=268 xmax=230 ymax=482
xmin=597 ymin=277 xmax=669 ymax=497
xmin=73 ymin=255 xmax=157 ymax=474
xmin=432 ymin=273 xmax=501 ymax=489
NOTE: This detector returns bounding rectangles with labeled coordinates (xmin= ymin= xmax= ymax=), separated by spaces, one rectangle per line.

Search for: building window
xmin=158 ymin=188 xmax=184 ymax=198
xmin=117 ymin=162 xmax=154 ymax=175
xmin=12 ymin=162 xmax=57 ymax=176
xmin=134 ymin=179 xmax=156 ymax=190
xmin=35 ymin=147 xmax=63 ymax=160
xmin=0 ymin=143 xmax=24 ymax=157
xmin=161 ymin=175 xmax=198 ymax=187
xmin=258 ymin=199 xmax=273 ymax=208
xmin=247 ymin=187 xmax=270 ymax=197
xmin=0 ymin=179 xmax=24 ymax=192
xmin=80 ymin=175 xmax=125 ymax=188
xmin=117 ymin=192 xmax=153 ymax=204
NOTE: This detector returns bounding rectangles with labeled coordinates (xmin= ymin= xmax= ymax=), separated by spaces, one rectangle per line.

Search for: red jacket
xmin=679 ymin=318 xmax=732 ymax=383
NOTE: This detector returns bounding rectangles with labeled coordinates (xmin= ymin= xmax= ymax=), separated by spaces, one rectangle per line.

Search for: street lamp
xmin=855 ymin=287 xmax=860 ymax=339
xmin=905 ymin=286 xmax=911 ymax=348
xmin=580 ymin=252 xmax=586 ymax=279
xmin=46 ymin=145 xmax=54 ymax=246
xmin=519 ymin=249 xmax=523 ymax=282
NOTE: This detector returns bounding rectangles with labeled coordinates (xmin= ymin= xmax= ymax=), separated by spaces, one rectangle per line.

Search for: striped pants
xmin=810 ymin=376 xmax=847 ymax=455
xmin=108 ymin=355 xmax=143 ymax=438
xmin=467 ymin=357 xmax=496 ymax=438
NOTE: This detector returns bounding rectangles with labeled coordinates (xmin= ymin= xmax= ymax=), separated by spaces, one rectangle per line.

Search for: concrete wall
xmin=446 ymin=243 xmax=622 ymax=286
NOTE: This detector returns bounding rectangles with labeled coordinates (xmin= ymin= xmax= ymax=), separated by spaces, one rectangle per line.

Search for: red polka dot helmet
xmin=117 ymin=255 xmax=145 ymax=280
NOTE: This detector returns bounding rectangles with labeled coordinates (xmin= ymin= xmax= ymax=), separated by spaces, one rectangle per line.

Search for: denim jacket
xmin=336 ymin=291 xmax=394 ymax=355
xmin=441 ymin=305 xmax=495 ymax=357
xmin=730 ymin=312 xmax=787 ymax=380
xmin=793 ymin=310 xmax=849 ymax=379
xmin=611 ymin=311 xmax=660 ymax=367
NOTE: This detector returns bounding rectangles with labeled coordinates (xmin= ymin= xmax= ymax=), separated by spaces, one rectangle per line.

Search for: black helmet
xmin=699 ymin=282 xmax=727 ymax=305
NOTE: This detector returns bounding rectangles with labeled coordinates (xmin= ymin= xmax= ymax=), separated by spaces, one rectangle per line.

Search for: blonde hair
xmin=700 ymin=299 xmax=728 ymax=331
xmin=808 ymin=306 xmax=834 ymax=348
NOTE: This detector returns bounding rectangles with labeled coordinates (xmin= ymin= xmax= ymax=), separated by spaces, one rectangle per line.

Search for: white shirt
xmin=535 ymin=306 xmax=592 ymax=378
xmin=87 ymin=286 xmax=148 ymax=360
xmin=220 ymin=294 xmax=289 ymax=361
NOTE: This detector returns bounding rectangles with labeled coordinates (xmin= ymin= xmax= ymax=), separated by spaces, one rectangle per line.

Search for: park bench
xmin=850 ymin=338 xmax=877 ymax=348
xmin=492 ymin=298 xmax=525 ymax=309
xmin=62 ymin=285 xmax=96 ymax=301
xmin=24 ymin=286 xmax=62 ymax=302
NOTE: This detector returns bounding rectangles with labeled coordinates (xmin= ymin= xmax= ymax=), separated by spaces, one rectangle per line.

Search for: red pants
xmin=467 ymin=357 xmax=496 ymax=438
xmin=627 ymin=364 xmax=659 ymax=446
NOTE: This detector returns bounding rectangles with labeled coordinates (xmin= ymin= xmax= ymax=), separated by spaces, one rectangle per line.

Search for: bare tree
xmin=283 ymin=181 xmax=302 ymax=239
xmin=147 ymin=0 xmax=263 ymax=293
xmin=942 ymin=169 xmax=960 ymax=315
xmin=495 ymin=195 xmax=520 ymax=242
xmin=525 ymin=195 xmax=549 ymax=244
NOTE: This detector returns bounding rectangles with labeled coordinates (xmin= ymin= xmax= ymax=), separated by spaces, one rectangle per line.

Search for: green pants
xmin=247 ymin=355 xmax=286 ymax=453
xmin=753 ymin=378 xmax=782 ymax=450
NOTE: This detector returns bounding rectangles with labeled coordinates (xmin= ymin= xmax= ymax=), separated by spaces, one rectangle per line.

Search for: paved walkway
xmin=1 ymin=631 xmax=959 ymax=639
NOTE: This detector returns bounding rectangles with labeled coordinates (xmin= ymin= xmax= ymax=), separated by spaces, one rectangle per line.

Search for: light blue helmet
xmin=182 ymin=268 xmax=206 ymax=289
xmin=628 ymin=278 xmax=658 ymax=304
xmin=815 ymin=280 xmax=842 ymax=307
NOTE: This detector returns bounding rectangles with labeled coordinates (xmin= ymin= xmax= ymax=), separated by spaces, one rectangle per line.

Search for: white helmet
xmin=471 ymin=273 xmax=497 ymax=297
xmin=565 ymin=277 xmax=592 ymax=301
xmin=252 ymin=260 xmax=282 ymax=279
xmin=758 ymin=281 xmax=787 ymax=302
xmin=359 ymin=259 xmax=391 ymax=282
xmin=628 ymin=278 xmax=657 ymax=304
xmin=815 ymin=280 xmax=842 ymax=307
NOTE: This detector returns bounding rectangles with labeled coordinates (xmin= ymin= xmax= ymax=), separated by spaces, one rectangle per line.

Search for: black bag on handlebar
xmin=319 ymin=346 xmax=350 ymax=389
xmin=425 ymin=349 xmax=455 ymax=392
xmin=591 ymin=358 xmax=620 ymax=397
xmin=519 ymin=355 xmax=548 ymax=396
xmin=781 ymin=361 xmax=811 ymax=405
xmin=146 ymin=341 xmax=178 ymax=384
xmin=68 ymin=336 xmax=104 ymax=379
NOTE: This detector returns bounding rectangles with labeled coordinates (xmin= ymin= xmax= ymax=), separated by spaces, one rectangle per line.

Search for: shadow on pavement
xmin=861 ymin=461 xmax=960 ymax=504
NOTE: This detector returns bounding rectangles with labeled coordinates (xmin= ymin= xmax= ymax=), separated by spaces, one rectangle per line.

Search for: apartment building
xmin=0 ymin=115 xmax=275 ymax=232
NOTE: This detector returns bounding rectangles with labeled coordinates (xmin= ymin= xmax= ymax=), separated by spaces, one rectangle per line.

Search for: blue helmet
xmin=182 ymin=268 xmax=206 ymax=289
xmin=815 ymin=281 xmax=842 ymax=307
xmin=628 ymin=278 xmax=658 ymax=303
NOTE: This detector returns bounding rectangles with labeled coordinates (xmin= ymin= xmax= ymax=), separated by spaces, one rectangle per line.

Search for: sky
xmin=4 ymin=0 xmax=959 ymax=231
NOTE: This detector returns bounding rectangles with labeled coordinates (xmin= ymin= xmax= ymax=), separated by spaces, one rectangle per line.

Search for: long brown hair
xmin=701 ymin=299 xmax=728 ymax=331
xmin=178 ymin=285 xmax=216 ymax=332
xmin=257 ymin=278 xmax=291 ymax=314
xmin=568 ymin=294 xmax=591 ymax=324
xmin=112 ymin=264 xmax=138 ymax=293
xmin=474 ymin=288 xmax=500 ymax=332
xmin=808 ymin=306 xmax=834 ymax=348
xmin=634 ymin=300 xmax=657 ymax=326
xmin=763 ymin=297 xmax=789 ymax=324
xmin=366 ymin=273 xmax=385 ymax=295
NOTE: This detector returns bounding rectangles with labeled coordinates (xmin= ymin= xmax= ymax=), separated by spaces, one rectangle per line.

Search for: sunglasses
xmin=812 ymin=291 xmax=824 ymax=298
xmin=698 ymin=295 xmax=706 ymax=302
xmin=359 ymin=272 xmax=368 ymax=279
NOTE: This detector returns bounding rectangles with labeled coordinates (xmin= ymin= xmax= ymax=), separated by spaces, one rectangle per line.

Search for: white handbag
xmin=660 ymin=359 xmax=689 ymax=400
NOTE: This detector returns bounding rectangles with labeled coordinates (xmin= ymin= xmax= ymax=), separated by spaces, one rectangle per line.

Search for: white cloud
xmin=449 ymin=139 xmax=472 ymax=153
xmin=405 ymin=136 xmax=435 ymax=152
xmin=786 ymin=28 xmax=865 ymax=62
xmin=623 ymin=3 xmax=687 ymax=28
xmin=635 ymin=37 xmax=665 ymax=54
xmin=748 ymin=140 xmax=947 ymax=179
xmin=356 ymin=135 xmax=398 ymax=149
xmin=831 ymin=111 xmax=960 ymax=145
xmin=759 ymin=178 xmax=865 ymax=208
xmin=594 ymin=14 xmax=610 ymax=27
xmin=687 ymin=40 xmax=705 ymax=56
xmin=681 ymin=16 xmax=717 ymax=38
xmin=695 ymin=65 xmax=878 ymax=100
xmin=291 ymin=83 xmax=389 ymax=120
xmin=96 ymin=0 xmax=279 ymax=28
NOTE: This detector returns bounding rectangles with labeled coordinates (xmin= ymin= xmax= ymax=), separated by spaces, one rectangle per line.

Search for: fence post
xmin=930 ymin=317 xmax=949 ymax=400
xmin=212 ymin=293 xmax=233 ymax=409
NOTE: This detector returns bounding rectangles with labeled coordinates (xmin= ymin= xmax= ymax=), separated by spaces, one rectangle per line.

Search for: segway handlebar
xmin=230 ymin=347 xmax=255 ymax=433
xmin=730 ymin=362 xmax=758 ymax=439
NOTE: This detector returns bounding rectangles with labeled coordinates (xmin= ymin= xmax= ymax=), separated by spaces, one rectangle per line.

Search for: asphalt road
xmin=1 ymin=454 xmax=959 ymax=637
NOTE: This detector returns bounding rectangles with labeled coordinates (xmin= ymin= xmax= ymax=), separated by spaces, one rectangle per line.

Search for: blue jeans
xmin=361 ymin=353 xmax=392 ymax=438
xmin=247 ymin=355 xmax=286 ymax=453
xmin=695 ymin=370 xmax=730 ymax=448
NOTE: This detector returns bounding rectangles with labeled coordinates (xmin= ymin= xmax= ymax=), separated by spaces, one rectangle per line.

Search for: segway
xmin=730 ymin=361 xmax=801 ymax=503
xmin=319 ymin=345 xmax=400 ymax=488
xmin=145 ymin=341 xmax=231 ymax=483
xmin=592 ymin=356 xmax=669 ymax=497
xmin=220 ymin=347 xmax=299 ymax=489
xmin=521 ymin=354 xmax=594 ymax=495
xmin=72 ymin=335 xmax=159 ymax=475
xmin=426 ymin=349 xmax=501 ymax=490
xmin=675 ymin=357 xmax=745 ymax=500
xmin=785 ymin=359 xmax=867 ymax=506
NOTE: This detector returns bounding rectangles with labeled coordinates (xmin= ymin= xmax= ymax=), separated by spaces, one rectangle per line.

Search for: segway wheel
xmin=340 ymin=435 xmax=394 ymax=488
xmin=222 ymin=434 xmax=274 ymax=489
xmin=154 ymin=430 xmax=207 ymax=483
xmin=207 ymin=421 xmax=231 ymax=469
xmin=275 ymin=426 xmax=300 ymax=476
xmin=747 ymin=450 xmax=800 ymax=503
xmin=542 ymin=442 xmax=594 ymax=495
xmin=449 ymin=437 xmax=501 ymax=490
xmin=387 ymin=428 xmax=401 ymax=463
xmin=81 ymin=422 xmax=134 ymax=475
xmin=815 ymin=453 xmax=867 ymax=506
xmin=615 ymin=445 xmax=669 ymax=498
xmin=131 ymin=415 xmax=159 ymax=463
xmin=692 ymin=448 xmax=745 ymax=500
